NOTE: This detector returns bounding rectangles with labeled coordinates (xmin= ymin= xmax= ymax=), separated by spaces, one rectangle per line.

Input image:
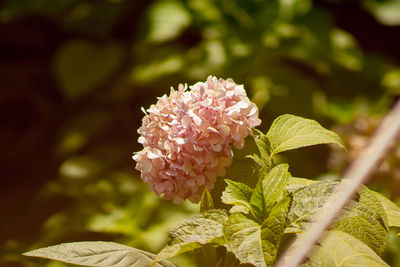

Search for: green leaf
xmin=287 ymin=180 xmax=389 ymax=255
xmin=305 ymin=230 xmax=389 ymax=266
xmin=253 ymin=129 xmax=272 ymax=167
xmin=266 ymin=114 xmax=344 ymax=157
xmin=200 ymin=188 xmax=214 ymax=212
xmin=223 ymin=213 xmax=266 ymax=267
xmin=334 ymin=201 xmax=389 ymax=255
xmin=260 ymin=197 xmax=290 ymax=265
xmin=23 ymin=241 xmax=176 ymax=267
xmin=155 ymin=209 xmax=228 ymax=263
xmin=222 ymin=180 xmax=253 ymax=214
xmin=250 ymin=176 xmax=265 ymax=221
xmin=358 ymin=186 xmax=389 ymax=230
xmin=262 ymin=163 xmax=290 ymax=213
xmin=286 ymin=181 xmax=337 ymax=233
xmin=370 ymin=190 xmax=400 ymax=228
xmin=147 ymin=0 xmax=191 ymax=43
xmin=54 ymin=40 xmax=124 ymax=99
xmin=285 ymin=177 xmax=317 ymax=191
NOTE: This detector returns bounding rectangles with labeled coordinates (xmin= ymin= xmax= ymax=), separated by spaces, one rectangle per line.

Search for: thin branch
xmin=275 ymin=99 xmax=400 ymax=267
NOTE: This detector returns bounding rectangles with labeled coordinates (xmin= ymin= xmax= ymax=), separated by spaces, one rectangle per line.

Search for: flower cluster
xmin=133 ymin=76 xmax=261 ymax=203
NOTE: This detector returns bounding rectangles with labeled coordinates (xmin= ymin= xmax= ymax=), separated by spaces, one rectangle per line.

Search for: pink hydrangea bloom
xmin=133 ymin=76 xmax=261 ymax=203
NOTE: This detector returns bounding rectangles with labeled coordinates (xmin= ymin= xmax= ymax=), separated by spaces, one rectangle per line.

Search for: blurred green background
xmin=1 ymin=0 xmax=400 ymax=266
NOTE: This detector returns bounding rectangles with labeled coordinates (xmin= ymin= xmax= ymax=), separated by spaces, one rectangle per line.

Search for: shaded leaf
xmin=200 ymin=188 xmax=214 ymax=212
xmin=266 ymin=114 xmax=344 ymax=156
xmin=252 ymin=129 xmax=272 ymax=167
xmin=155 ymin=210 xmax=228 ymax=262
xmin=24 ymin=241 xmax=176 ymax=267
xmin=222 ymin=180 xmax=253 ymax=214
xmin=54 ymin=40 xmax=124 ymax=99
xmin=305 ymin=230 xmax=389 ymax=266
xmin=260 ymin=197 xmax=290 ymax=265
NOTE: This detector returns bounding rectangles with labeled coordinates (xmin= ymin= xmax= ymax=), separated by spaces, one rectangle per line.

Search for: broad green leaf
xmin=54 ymin=40 xmax=124 ymax=99
xmin=334 ymin=201 xmax=389 ymax=255
xmin=285 ymin=177 xmax=317 ymax=191
xmin=305 ymin=230 xmax=389 ymax=266
xmin=223 ymin=213 xmax=266 ymax=267
xmin=287 ymin=180 xmax=389 ymax=254
xmin=222 ymin=180 xmax=253 ymax=214
xmin=200 ymin=188 xmax=214 ymax=212
xmin=266 ymin=114 xmax=344 ymax=157
xmin=250 ymin=176 xmax=265 ymax=222
xmin=23 ymin=241 xmax=176 ymax=267
xmin=262 ymin=163 xmax=290 ymax=213
xmin=370 ymin=190 xmax=400 ymax=227
xmin=358 ymin=186 xmax=389 ymax=230
xmin=147 ymin=0 xmax=191 ymax=43
xmin=286 ymin=181 xmax=337 ymax=233
xmin=260 ymin=197 xmax=290 ymax=265
xmin=154 ymin=209 xmax=228 ymax=263
xmin=252 ymin=129 xmax=272 ymax=167
xmin=364 ymin=0 xmax=400 ymax=26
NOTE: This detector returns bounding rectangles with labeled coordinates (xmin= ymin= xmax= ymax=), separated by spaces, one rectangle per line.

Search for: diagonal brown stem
xmin=275 ymin=99 xmax=400 ymax=267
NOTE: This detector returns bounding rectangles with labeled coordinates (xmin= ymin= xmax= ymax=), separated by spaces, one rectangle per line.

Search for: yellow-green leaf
xmin=223 ymin=213 xmax=266 ymax=267
xmin=370 ymin=191 xmax=400 ymax=228
xmin=24 ymin=241 xmax=176 ymax=267
xmin=154 ymin=210 xmax=228 ymax=263
xmin=222 ymin=180 xmax=253 ymax=214
xmin=305 ymin=230 xmax=389 ymax=266
xmin=266 ymin=114 xmax=344 ymax=157
xmin=147 ymin=1 xmax=191 ymax=43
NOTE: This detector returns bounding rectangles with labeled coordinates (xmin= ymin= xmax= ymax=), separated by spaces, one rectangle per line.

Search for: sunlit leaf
xmin=222 ymin=180 xmax=253 ymax=214
xmin=262 ymin=163 xmax=290 ymax=213
xmin=154 ymin=209 xmax=228 ymax=263
xmin=285 ymin=177 xmax=317 ymax=191
xmin=370 ymin=190 xmax=400 ymax=228
xmin=147 ymin=0 xmax=191 ymax=43
xmin=364 ymin=0 xmax=400 ymax=26
xmin=24 ymin=241 xmax=176 ymax=267
xmin=305 ymin=230 xmax=389 ymax=266
xmin=286 ymin=181 xmax=337 ymax=233
xmin=250 ymin=177 xmax=265 ymax=221
xmin=223 ymin=213 xmax=266 ymax=267
xmin=334 ymin=201 xmax=389 ymax=255
xmin=358 ymin=186 xmax=389 ymax=230
xmin=266 ymin=114 xmax=344 ymax=157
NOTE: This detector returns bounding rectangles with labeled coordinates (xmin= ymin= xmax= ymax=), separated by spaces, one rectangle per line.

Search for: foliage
xmin=2 ymin=0 xmax=400 ymax=266
xmin=24 ymin=114 xmax=400 ymax=267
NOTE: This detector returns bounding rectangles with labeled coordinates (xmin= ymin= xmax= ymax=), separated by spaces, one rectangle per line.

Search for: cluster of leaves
xmin=2 ymin=0 xmax=400 ymax=266
xmin=24 ymin=114 xmax=400 ymax=266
